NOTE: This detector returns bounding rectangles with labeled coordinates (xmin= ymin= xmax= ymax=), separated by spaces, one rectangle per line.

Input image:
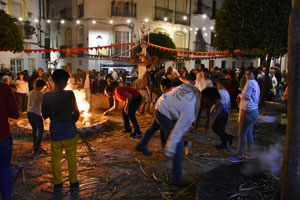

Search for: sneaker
xmin=170 ymin=178 xmax=191 ymax=187
xmin=70 ymin=182 xmax=79 ymax=191
xmin=215 ymin=144 xmax=227 ymax=150
xmin=227 ymin=155 xmax=243 ymax=163
xmin=130 ymin=132 xmax=142 ymax=138
xmin=54 ymin=183 xmax=63 ymax=192
xmin=135 ymin=145 xmax=153 ymax=156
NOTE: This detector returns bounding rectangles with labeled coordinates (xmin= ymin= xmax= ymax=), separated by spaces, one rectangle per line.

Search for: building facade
xmin=0 ymin=0 xmax=48 ymax=77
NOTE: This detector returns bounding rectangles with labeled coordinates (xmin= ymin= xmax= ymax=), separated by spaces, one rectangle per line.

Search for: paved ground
xmin=9 ymin=96 xmax=286 ymax=199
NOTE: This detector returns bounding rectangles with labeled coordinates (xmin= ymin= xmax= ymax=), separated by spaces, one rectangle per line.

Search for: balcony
xmin=194 ymin=2 xmax=216 ymax=19
xmin=111 ymin=1 xmax=136 ymax=17
xmin=60 ymin=8 xmax=72 ymax=20
xmin=194 ymin=42 xmax=217 ymax=52
xmin=154 ymin=7 xmax=174 ymax=22
xmin=60 ymin=45 xmax=67 ymax=58
xmin=175 ymin=12 xmax=190 ymax=26
xmin=78 ymin=4 xmax=84 ymax=18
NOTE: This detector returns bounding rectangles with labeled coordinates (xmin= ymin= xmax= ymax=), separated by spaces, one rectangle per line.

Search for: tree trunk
xmin=259 ymin=53 xmax=272 ymax=104
xmin=276 ymin=0 xmax=300 ymax=199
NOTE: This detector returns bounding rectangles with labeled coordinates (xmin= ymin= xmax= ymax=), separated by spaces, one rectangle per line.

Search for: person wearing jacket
xmin=0 ymin=82 xmax=19 ymax=200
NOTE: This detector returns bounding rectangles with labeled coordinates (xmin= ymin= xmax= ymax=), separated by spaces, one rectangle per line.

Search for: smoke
xmin=241 ymin=143 xmax=283 ymax=177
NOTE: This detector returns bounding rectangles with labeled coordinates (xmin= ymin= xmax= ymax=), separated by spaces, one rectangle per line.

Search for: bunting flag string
xmin=3 ymin=42 xmax=136 ymax=53
xmin=147 ymin=42 xmax=229 ymax=56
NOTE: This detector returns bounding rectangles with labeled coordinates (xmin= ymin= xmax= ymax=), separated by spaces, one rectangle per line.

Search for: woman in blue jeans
xmin=0 ymin=83 xmax=19 ymax=200
xmin=228 ymin=66 xmax=260 ymax=163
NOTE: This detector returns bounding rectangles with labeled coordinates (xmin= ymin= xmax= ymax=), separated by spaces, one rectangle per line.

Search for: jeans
xmin=51 ymin=134 xmax=79 ymax=185
xmin=0 ymin=135 xmax=13 ymax=200
xmin=15 ymin=93 xmax=28 ymax=112
xmin=27 ymin=112 xmax=44 ymax=151
xmin=138 ymin=110 xmax=184 ymax=179
xmin=122 ymin=94 xmax=142 ymax=133
xmin=237 ymin=109 xmax=259 ymax=155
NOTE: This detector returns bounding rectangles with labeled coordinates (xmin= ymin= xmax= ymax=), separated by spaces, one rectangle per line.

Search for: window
xmin=174 ymin=32 xmax=185 ymax=49
xmin=28 ymin=58 xmax=35 ymax=75
xmin=76 ymin=26 xmax=84 ymax=45
xmin=221 ymin=61 xmax=226 ymax=68
xmin=65 ymin=28 xmax=72 ymax=48
xmin=114 ymin=26 xmax=131 ymax=57
xmin=11 ymin=59 xmax=23 ymax=78
xmin=77 ymin=0 xmax=84 ymax=18
xmin=232 ymin=61 xmax=236 ymax=69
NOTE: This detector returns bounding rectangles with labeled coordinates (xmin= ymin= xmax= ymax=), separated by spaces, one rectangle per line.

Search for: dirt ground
xmin=9 ymin=96 xmax=287 ymax=200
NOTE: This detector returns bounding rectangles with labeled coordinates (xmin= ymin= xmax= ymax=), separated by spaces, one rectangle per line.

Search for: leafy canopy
xmin=0 ymin=9 xmax=24 ymax=52
xmin=134 ymin=32 xmax=177 ymax=59
xmin=214 ymin=0 xmax=291 ymax=57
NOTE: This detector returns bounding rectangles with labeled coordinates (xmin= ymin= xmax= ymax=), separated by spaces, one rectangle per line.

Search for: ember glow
xmin=65 ymin=80 xmax=91 ymax=125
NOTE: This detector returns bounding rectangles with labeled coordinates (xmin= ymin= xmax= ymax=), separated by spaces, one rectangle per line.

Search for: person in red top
xmin=103 ymin=86 xmax=142 ymax=138
xmin=0 ymin=82 xmax=19 ymax=200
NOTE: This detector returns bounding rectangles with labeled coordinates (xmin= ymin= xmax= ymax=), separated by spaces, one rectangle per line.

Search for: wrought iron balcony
xmin=154 ymin=7 xmax=174 ymax=22
xmin=60 ymin=8 xmax=72 ymax=20
xmin=175 ymin=12 xmax=190 ymax=25
xmin=194 ymin=42 xmax=216 ymax=52
xmin=111 ymin=1 xmax=136 ymax=17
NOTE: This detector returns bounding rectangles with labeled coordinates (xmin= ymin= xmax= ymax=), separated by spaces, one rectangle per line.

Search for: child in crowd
xmin=42 ymin=69 xmax=80 ymax=192
xmin=212 ymin=78 xmax=233 ymax=149
xmin=27 ymin=79 xmax=46 ymax=153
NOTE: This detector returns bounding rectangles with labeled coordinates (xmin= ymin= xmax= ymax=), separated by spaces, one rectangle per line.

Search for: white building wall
xmin=0 ymin=0 xmax=47 ymax=76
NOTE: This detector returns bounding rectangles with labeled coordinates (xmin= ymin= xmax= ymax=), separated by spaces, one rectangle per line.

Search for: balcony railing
xmin=60 ymin=45 xmax=67 ymax=58
xmin=194 ymin=3 xmax=216 ymax=19
xmin=194 ymin=42 xmax=217 ymax=52
xmin=60 ymin=8 xmax=72 ymax=20
xmin=175 ymin=12 xmax=190 ymax=25
xmin=111 ymin=1 xmax=136 ymax=17
xmin=78 ymin=4 xmax=84 ymax=18
xmin=154 ymin=7 xmax=174 ymax=22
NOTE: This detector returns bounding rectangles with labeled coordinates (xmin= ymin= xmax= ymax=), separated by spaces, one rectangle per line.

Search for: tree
xmin=133 ymin=32 xmax=177 ymax=60
xmin=214 ymin=0 xmax=291 ymax=102
xmin=0 ymin=9 xmax=24 ymax=52
xmin=276 ymin=1 xmax=300 ymax=199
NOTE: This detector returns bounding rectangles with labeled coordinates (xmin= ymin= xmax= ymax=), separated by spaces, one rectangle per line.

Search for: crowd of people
xmin=0 ymin=62 xmax=288 ymax=198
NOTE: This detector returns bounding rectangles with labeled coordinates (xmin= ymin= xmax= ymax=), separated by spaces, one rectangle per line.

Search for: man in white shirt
xmin=111 ymin=68 xmax=119 ymax=81
xmin=136 ymin=84 xmax=220 ymax=187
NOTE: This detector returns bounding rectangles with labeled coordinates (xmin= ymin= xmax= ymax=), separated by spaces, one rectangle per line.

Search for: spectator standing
xmin=29 ymin=68 xmax=44 ymax=91
xmin=106 ymin=75 xmax=119 ymax=108
xmin=27 ymin=79 xmax=46 ymax=153
xmin=119 ymin=69 xmax=127 ymax=86
xmin=74 ymin=69 xmax=84 ymax=89
xmin=83 ymin=69 xmax=92 ymax=102
xmin=139 ymin=65 xmax=153 ymax=116
xmin=44 ymin=74 xmax=55 ymax=92
xmin=111 ymin=68 xmax=119 ymax=81
xmin=15 ymin=72 xmax=29 ymax=112
xmin=228 ymin=66 xmax=260 ymax=162
xmin=212 ymin=78 xmax=233 ymax=149
xmin=0 ymin=82 xmax=19 ymax=200
xmin=42 ymin=69 xmax=80 ymax=192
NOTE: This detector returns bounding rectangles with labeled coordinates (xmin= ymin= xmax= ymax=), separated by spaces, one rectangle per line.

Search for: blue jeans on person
xmin=194 ymin=106 xmax=211 ymax=130
xmin=27 ymin=112 xmax=44 ymax=151
xmin=0 ymin=135 xmax=13 ymax=200
xmin=212 ymin=105 xmax=231 ymax=146
xmin=237 ymin=109 xmax=259 ymax=155
xmin=122 ymin=94 xmax=142 ymax=134
xmin=138 ymin=110 xmax=184 ymax=179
